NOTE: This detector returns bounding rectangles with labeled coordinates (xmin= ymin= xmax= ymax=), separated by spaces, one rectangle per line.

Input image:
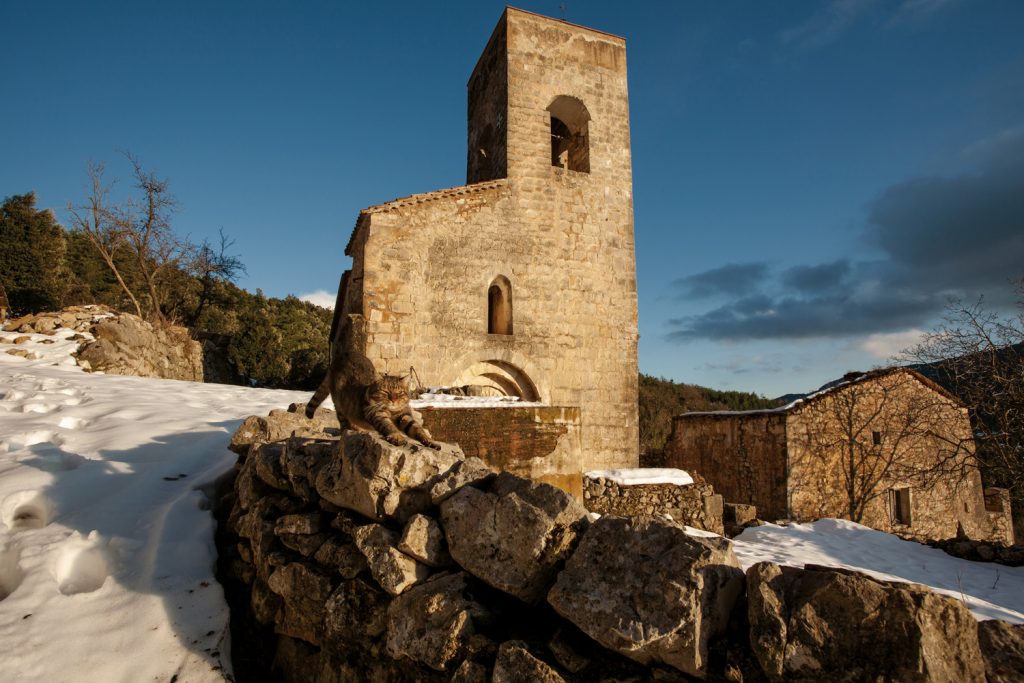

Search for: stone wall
xmin=581 ymin=474 xmax=724 ymax=535
xmin=341 ymin=8 xmax=639 ymax=473
xmin=664 ymin=412 xmax=789 ymax=520
xmin=785 ymin=369 xmax=999 ymax=543
xmin=217 ymin=409 xmax=1023 ymax=683
xmin=420 ymin=405 xmax=582 ymax=497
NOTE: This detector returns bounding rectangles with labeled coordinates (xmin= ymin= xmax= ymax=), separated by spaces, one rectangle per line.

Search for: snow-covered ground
xmin=586 ymin=468 xmax=695 ymax=486
xmin=1 ymin=328 xmax=1022 ymax=682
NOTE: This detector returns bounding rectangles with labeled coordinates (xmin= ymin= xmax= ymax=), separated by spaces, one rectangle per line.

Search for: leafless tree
xmin=902 ymin=281 xmax=1024 ymax=517
xmin=186 ymin=228 xmax=246 ymax=326
xmin=788 ymin=369 xmax=975 ymax=525
xmin=66 ymin=162 xmax=144 ymax=317
xmin=117 ymin=153 xmax=188 ymax=325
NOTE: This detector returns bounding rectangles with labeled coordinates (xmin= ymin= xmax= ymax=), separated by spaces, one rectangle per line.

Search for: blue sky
xmin=3 ymin=0 xmax=1022 ymax=397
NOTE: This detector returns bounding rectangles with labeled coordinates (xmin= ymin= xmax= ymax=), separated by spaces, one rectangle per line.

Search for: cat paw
xmin=424 ymin=441 xmax=442 ymax=450
xmin=386 ymin=434 xmax=408 ymax=447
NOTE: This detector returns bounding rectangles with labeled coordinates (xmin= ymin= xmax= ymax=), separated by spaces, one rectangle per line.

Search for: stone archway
xmin=453 ymin=359 xmax=541 ymax=402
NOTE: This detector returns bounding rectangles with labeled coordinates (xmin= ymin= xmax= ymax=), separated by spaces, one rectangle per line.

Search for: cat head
xmin=367 ymin=374 xmax=410 ymax=408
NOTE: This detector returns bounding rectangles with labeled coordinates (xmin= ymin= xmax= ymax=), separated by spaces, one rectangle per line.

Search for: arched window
xmin=488 ymin=275 xmax=513 ymax=335
xmin=547 ymin=95 xmax=591 ymax=173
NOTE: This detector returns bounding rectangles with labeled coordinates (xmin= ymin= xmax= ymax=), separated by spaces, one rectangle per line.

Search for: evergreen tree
xmin=0 ymin=193 xmax=67 ymax=313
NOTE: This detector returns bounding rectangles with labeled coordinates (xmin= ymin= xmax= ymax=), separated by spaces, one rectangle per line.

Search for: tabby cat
xmin=306 ymin=317 xmax=440 ymax=449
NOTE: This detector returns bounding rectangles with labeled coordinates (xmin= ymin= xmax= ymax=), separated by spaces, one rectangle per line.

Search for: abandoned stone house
xmin=331 ymin=8 xmax=639 ymax=492
xmin=661 ymin=367 xmax=1014 ymax=544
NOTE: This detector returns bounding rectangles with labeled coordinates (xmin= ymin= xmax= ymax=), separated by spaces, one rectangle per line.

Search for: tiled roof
xmin=344 ymin=179 xmax=508 ymax=255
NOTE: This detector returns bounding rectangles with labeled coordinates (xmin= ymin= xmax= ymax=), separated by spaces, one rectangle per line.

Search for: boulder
xmin=492 ymin=641 xmax=566 ymax=683
xmin=440 ymin=472 xmax=588 ymax=603
xmin=266 ymin=562 xmax=335 ymax=645
xmin=314 ymin=538 xmax=368 ymax=579
xmin=547 ymin=515 xmax=743 ymax=678
xmin=978 ymin=619 xmax=1024 ymax=683
xmin=385 ymin=572 xmax=492 ymax=672
xmin=746 ymin=562 xmax=986 ymax=682
xmin=76 ymin=314 xmax=204 ymax=381
xmin=229 ymin=404 xmax=338 ymax=455
xmin=315 ymin=431 xmax=465 ymax=523
xmin=426 ymin=457 xmax=496 ymax=505
xmin=353 ymin=523 xmax=431 ymax=596
xmin=322 ymin=578 xmax=390 ymax=652
xmin=398 ymin=514 xmax=452 ymax=567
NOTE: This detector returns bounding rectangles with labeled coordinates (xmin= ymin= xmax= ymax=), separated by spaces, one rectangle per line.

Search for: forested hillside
xmin=638 ymin=373 xmax=778 ymax=457
xmin=1 ymin=191 xmax=331 ymax=389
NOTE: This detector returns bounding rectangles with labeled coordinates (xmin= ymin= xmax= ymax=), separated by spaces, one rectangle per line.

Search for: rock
xmin=253 ymin=442 xmax=289 ymax=491
xmin=266 ymin=562 xmax=336 ymax=645
xmin=277 ymin=532 xmax=328 ymax=557
xmin=398 ymin=514 xmax=452 ymax=567
xmin=315 ymin=431 xmax=464 ymax=523
xmin=314 ymin=538 xmax=368 ymax=579
xmin=251 ymin=578 xmax=283 ymax=625
xmin=441 ymin=472 xmax=589 ymax=603
xmin=322 ymin=578 xmax=390 ymax=652
xmin=547 ymin=515 xmax=743 ymax=678
xmin=746 ymin=562 xmax=986 ymax=682
xmin=274 ymin=512 xmax=323 ymax=536
xmin=386 ymin=572 xmax=492 ymax=672
xmin=76 ymin=314 xmax=204 ymax=381
xmin=426 ymin=457 xmax=496 ymax=505
xmin=546 ymin=627 xmax=591 ymax=674
xmin=353 ymin=523 xmax=431 ymax=595
xmin=13 ymin=335 xmax=30 ymax=344
xmin=492 ymin=641 xmax=566 ymax=683
xmin=978 ymin=619 xmax=1024 ymax=683
xmin=449 ymin=659 xmax=489 ymax=683
xmin=229 ymin=405 xmax=338 ymax=455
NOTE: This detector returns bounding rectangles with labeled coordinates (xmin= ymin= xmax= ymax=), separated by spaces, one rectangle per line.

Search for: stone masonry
xmin=582 ymin=474 xmax=724 ymax=535
xmin=663 ymin=368 xmax=1015 ymax=544
xmin=335 ymin=8 xmax=640 ymax=473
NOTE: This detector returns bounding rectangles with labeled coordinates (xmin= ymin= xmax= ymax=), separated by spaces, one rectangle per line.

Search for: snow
xmin=2 ymin=327 xmax=1022 ymax=682
xmin=0 ymin=326 xmax=308 ymax=682
xmin=586 ymin=468 xmax=695 ymax=487
xmin=412 ymin=392 xmax=543 ymax=409
xmin=728 ymin=519 xmax=1024 ymax=623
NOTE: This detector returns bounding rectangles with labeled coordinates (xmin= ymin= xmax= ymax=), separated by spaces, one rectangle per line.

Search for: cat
xmin=305 ymin=314 xmax=440 ymax=449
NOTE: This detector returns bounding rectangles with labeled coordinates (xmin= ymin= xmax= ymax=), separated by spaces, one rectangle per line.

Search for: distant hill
xmin=638 ymin=374 xmax=778 ymax=457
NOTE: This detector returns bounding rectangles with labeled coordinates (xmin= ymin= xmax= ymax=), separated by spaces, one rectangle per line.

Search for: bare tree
xmin=67 ymin=162 xmax=144 ymax=317
xmin=117 ymin=153 xmax=188 ymax=325
xmin=187 ymin=228 xmax=246 ymax=326
xmin=788 ymin=369 xmax=975 ymax=526
xmin=902 ymin=281 xmax=1024 ymax=517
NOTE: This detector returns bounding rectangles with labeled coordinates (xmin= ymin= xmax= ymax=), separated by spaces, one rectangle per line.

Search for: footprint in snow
xmin=18 ymin=403 xmax=58 ymax=414
xmin=0 ymin=540 xmax=25 ymax=600
xmin=57 ymin=416 xmax=90 ymax=430
xmin=54 ymin=531 xmax=109 ymax=595
xmin=1 ymin=490 xmax=56 ymax=530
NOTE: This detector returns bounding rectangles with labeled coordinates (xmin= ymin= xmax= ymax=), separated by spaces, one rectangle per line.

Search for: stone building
xmin=662 ymin=368 xmax=1014 ymax=544
xmin=332 ymin=8 xmax=639 ymax=474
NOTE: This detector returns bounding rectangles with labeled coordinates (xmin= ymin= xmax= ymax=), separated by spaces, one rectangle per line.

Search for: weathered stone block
xmin=547 ymin=515 xmax=743 ymax=678
xmin=441 ymin=472 xmax=588 ymax=603
xmin=353 ymin=523 xmax=431 ymax=596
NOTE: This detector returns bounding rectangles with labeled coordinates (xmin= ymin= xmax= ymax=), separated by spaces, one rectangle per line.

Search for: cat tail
xmin=305 ymin=375 xmax=331 ymax=419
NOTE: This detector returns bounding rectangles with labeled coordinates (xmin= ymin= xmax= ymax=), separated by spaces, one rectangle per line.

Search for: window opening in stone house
xmin=547 ymin=95 xmax=590 ymax=173
xmin=488 ymin=276 xmax=513 ymax=335
xmin=889 ymin=487 xmax=912 ymax=525
xmin=985 ymin=490 xmax=1004 ymax=512
xmin=872 ymin=430 xmax=882 ymax=445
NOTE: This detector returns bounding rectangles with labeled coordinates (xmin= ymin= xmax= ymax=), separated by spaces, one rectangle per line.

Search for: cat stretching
xmin=305 ymin=315 xmax=440 ymax=449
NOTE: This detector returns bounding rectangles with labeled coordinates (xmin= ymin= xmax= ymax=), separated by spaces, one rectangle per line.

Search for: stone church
xmin=331 ymin=8 xmax=639 ymax=474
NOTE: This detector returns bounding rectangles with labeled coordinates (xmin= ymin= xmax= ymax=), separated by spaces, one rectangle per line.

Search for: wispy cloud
xmin=671 ymin=262 xmax=769 ymax=299
xmin=298 ymin=290 xmax=336 ymax=309
xmin=666 ymin=123 xmax=1024 ymax=343
xmin=885 ymin=0 xmax=963 ymax=29
xmin=780 ymin=0 xmax=879 ymax=50
xmin=857 ymin=329 xmax=927 ymax=359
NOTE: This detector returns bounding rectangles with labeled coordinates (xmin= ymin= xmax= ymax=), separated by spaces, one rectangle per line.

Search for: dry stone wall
xmin=216 ymin=405 xmax=1022 ymax=683
xmin=582 ymin=474 xmax=724 ymax=535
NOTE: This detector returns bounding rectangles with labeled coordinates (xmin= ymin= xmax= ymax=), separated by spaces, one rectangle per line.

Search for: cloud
xmin=666 ymin=124 xmax=1024 ymax=342
xmin=781 ymin=260 xmax=851 ymax=293
xmin=298 ymin=290 xmax=336 ymax=309
xmin=858 ymin=329 xmax=927 ymax=359
xmin=885 ymin=0 xmax=962 ymax=28
xmin=780 ymin=0 xmax=879 ymax=50
xmin=671 ymin=262 xmax=769 ymax=299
